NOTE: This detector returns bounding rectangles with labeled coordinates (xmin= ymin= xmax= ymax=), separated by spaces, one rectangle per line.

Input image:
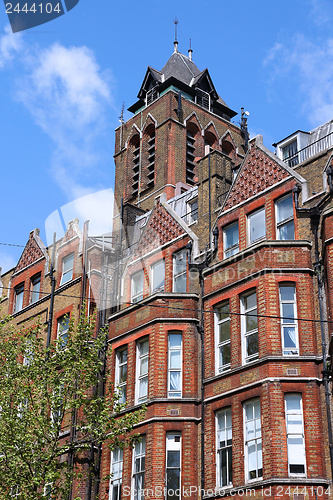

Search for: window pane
xmin=167 ymin=450 xmax=180 ymax=468
xmin=219 ymin=321 xmax=230 ymax=343
xmin=245 ymin=293 xmax=257 ymax=310
xmin=132 ymin=272 xmax=143 ymax=297
xmin=170 ymin=351 xmax=181 ymax=369
xmin=220 ymin=344 xmax=231 ymax=367
xmin=278 ymin=220 xmax=295 ymax=240
xmin=169 ymin=334 xmax=182 ymax=348
xmin=140 ymin=340 xmax=149 ymax=356
xmin=277 ymin=196 xmax=293 ymax=223
xmin=174 ymin=274 xmax=186 ymax=293
xmin=282 ymin=303 xmax=295 ymax=322
xmin=166 ymin=469 xmax=180 ymax=499
xmin=246 ymin=311 xmax=258 ymax=332
xmin=140 ymin=357 xmax=148 ymax=376
xmin=284 ymin=327 xmax=297 ymax=349
xmin=31 ymin=276 xmax=41 ymax=304
xmin=247 ymin=332 xmax=258 ymax=357
xmin=15 ymin=286 xmax=24 ymax=312
xmin=225 ymin=223 xmax=239 ymax=250
xmin=280 ymin=286 xmax=295 ymax=301
xmin=152 ymin=261 xmax=165 ymax=291
xmin=286 ymin=394 xmax=301 ymax=412
xmin=217 ymin=304 xmax=230 ymax=321
xmin=249 ymin=209 xmax=265 ymax=243
xmin=63 ymin=255 xmax=73 ymax=273
xmin=169 ymin=372 xmax=181 ymax=391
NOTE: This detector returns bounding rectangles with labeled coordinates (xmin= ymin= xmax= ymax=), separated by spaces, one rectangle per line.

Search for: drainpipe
xmin=187 ymin=227 xmax=219 ymax=496
xmin=46 ymin=233 xmax=56 ymax=350
xmin=294 ymin=181 xmax=333 ymax=480
xmin=310 ymin=210 xmax=333 ymax=479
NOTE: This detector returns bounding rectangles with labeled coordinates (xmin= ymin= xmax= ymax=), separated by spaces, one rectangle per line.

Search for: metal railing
xmin=283 ymin=131 xmax=333 ymax=167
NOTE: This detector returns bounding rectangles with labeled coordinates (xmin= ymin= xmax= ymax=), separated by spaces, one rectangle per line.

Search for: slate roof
xmin=128 ymin=48 xmax=235 ymax=118
xmin=160 ymin=51 xmax=201 ymax=85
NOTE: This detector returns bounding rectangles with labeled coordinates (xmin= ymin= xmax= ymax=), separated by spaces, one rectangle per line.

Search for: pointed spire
xmin=188 ymin=38 xmax=193 ymax=61
xmin=173 ymin=17 xmax=179 ymax=53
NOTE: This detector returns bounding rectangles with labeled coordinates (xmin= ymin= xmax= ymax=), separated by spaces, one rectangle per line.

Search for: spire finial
xmin=173 ymin=17 xmax=179 ymax=52
xmin=188 ymin=38 xmax=193 ymax=61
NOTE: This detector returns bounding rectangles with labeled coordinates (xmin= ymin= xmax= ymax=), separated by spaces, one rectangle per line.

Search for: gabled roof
xmin=160 ymin=51 xmax=201 ymax=85
xmin=132 ymin=194 xmax=199 ymax=261
xmin=222 ymin=135 xmax=308 ymax=212
xmin=14 ymin=229 xmax=48 ymax=275
xmin=128 ymin=48 xmax=236 ymax=119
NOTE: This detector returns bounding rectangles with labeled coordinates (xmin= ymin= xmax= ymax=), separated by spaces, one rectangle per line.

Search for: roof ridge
xmin=177 ymin=52 xmax=196 ymax=78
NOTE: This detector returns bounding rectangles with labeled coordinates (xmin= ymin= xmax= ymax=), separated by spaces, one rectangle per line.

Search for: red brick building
xmin=99 ymin=44 xmax=333 ymax=500
xmin=2 ymin=43 xmax=333 ymax=500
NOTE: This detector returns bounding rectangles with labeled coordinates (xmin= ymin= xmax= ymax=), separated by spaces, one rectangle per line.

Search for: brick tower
xmin=100 ymin=44 xmax=333 ymax=500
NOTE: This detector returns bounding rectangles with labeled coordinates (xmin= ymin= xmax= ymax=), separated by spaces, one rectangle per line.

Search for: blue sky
xmin=1 ymin=0 xmax=333 ymax=272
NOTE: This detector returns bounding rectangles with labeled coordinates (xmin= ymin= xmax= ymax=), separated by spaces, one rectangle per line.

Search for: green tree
xmin=0 ymin=311 xmax=143 ymax=499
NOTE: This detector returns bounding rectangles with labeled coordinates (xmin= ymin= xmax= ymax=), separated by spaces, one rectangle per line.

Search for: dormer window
xmin=146 ymin=86 xmax=159 ymax=106
xmin=195 ymin=88 xmax=211 ymax=110
xmin=282 ymin=140 xmax=298 ymax=167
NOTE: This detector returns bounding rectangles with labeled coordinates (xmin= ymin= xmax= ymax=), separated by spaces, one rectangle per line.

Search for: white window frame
xmin=57 ymin=315 xmax=70 ymax=350
xmin=216 ymin=408 xmax=232 ymax=488
xmin=133 ymin=436 xmax=146 ymax=500
xmin=223 ymin=222 xmax=239 ymax=258
xmin=131 ymin=270 xmax=144 ymax=304
xmin=215 ymin=302 xmax=231 ymax=373
xmin=60 ymin=254 xmax=74 ymax=286
xmin=166 ymin=433 xmax=181 ymax=499
xmin=285 ymin=393 xmax=306 ymax=476
xmin=244 ymin=399 xmax=262 ymax=482
xmin=11 ymin=487 xmax=20 ymax=498
xmin=115 ymin=347 xmax=128 ymax=404
xmin=136 ymin=339 xmax=149 ymax=404
xmin=151 ymin=260 xmax=165 ymax=293
xmin=248 ymin=208 xmax=265 ymax=245
xmin=30 ymin=274 xmax=41 ymax=304
xmin=168 ymin=333 xmax=182 ymax=398
xmin=279 ymin=284 xmax=299 ymax=355
xmin=14 ymin=283 xmax=24 ymax=313
xmin=173 ymin=250 xmax=187 ymax=293
xmin=187 ymin=199 xmax=198 ymax=225
xmin=276 ymin=194 xmax=295 ymax=241
xmin=110 ymin=447 xmax=123 ymax=500
xmin=44 ymin=483 xmax=53 ymax=498
xmin=241 ymin=291 xmax=259 ymax=364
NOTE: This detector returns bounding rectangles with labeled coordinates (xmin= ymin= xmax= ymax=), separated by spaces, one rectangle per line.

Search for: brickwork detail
xmin=134 ymin=201 xmax=185 ymax=258
xmin=225 ymin=145 xmax=290 ymax=210
xmin=15 ymin=231 xmax=44 ymax=272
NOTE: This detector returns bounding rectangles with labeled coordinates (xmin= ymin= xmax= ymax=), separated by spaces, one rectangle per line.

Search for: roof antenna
xmin=173 ymin=17 xmax=179 ymax=53
xmin=188 ymin=38 xmax=193 ymax=61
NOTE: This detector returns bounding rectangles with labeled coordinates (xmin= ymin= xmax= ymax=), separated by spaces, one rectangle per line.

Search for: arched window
xmin=221 ymin=139 xmax=235 ymax=158
xmin=204 ymin=130 xmax=218 ymax=155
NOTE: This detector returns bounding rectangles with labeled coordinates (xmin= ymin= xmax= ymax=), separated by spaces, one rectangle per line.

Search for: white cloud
xmin=309 ymin=0 xmax=333 ymax=25
xmin=44 ymin=188 xmax=115 ymax=246
xmin=16 ymin=43 xmax=114 ymax=199
xmin=0 ymin=25 xmax=22 ymax=69
xmin=264 ymin=35 xmax=333 ymax=126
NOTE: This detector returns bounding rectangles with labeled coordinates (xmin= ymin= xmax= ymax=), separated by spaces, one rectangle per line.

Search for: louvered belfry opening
xmin=146 ymin=125 xmax=155 ymax=189
xmin=186 ymin=127 xmax=197 ymax=185
xmin=131 ymin=134 xmax=140 ymax=197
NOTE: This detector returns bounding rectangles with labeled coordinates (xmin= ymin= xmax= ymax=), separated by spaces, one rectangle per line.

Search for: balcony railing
xmin=283 ymin=131 xmax=333 ymax=167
